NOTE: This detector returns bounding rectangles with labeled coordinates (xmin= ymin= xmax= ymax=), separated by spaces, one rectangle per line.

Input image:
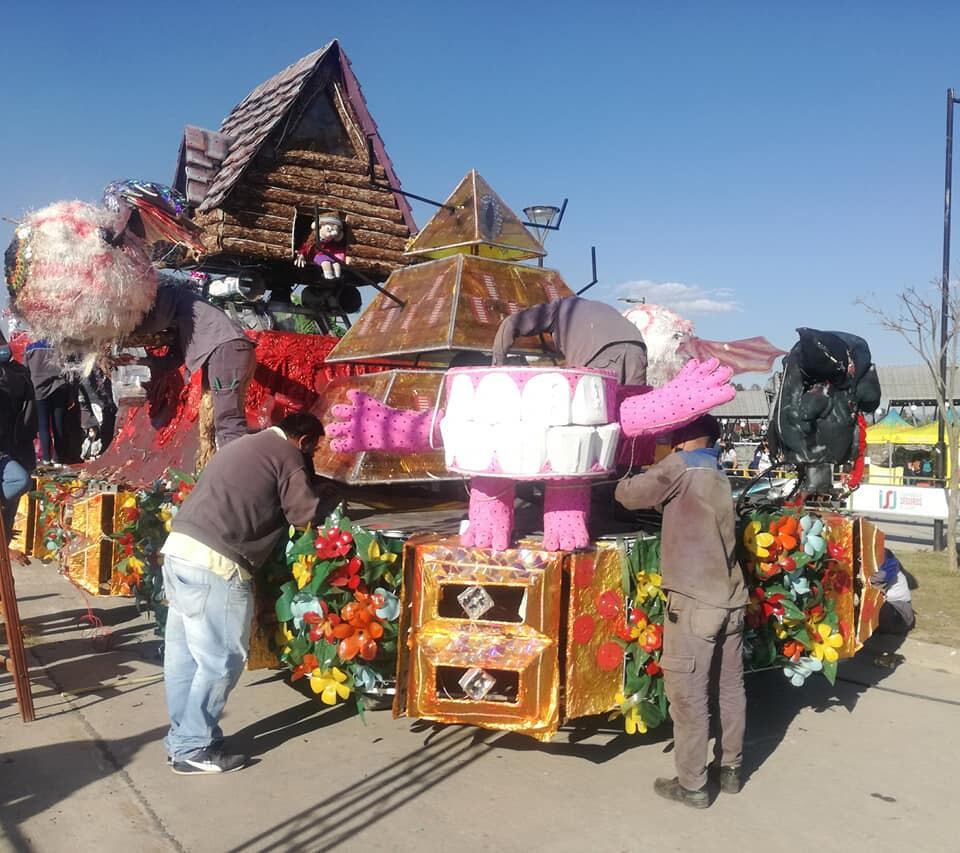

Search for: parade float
xmin=3 ymin=40 xmax=886 ymax=741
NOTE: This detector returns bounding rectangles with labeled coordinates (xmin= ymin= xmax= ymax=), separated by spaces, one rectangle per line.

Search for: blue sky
xmin=3 ymin=1 xmax=960 ymax=368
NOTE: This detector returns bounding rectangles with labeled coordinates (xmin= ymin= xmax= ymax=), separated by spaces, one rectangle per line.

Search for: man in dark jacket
xmin=0 ymin=334 xmax=38 ymax=536
xmin=615 ymin=415 xmax=747 ymax=808
xmin=132 ymin=280 xmax=256 ymax=449
xmin=24 ymin=339 xmax=69 ymax=464
xmin=160 ymin=412 xmax=335 ymax=775
xmin=491 ymin=295 xmax=648 ymax=384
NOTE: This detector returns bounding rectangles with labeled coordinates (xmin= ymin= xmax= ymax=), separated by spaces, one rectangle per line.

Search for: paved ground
xmin=2 ymin=557 xmax=959 ymax=853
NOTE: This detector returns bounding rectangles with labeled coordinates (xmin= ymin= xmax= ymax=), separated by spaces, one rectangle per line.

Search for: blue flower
xmin=783 ymin=656 xmax=823 ymax=687
xmin=352 ymin=664 xmax=383 ymax=692
xmin=783 ymin=570 xmax=811 ymax=597
xmin=290 ymin=594 xmax=323 ymax=630
xmin=374 ymin=587 xmax=401 ymax=622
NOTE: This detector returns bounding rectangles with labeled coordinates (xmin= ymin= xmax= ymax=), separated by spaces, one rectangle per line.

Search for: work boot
xmin=719 ymin=766 xmax=742 ymax=794
xmin=653 ymin=777 xmax=710 ymax=809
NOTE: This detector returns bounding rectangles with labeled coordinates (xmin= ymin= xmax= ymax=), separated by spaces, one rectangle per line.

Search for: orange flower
xmin=769 ymin=515 xmax=799 ymax=553
xmin=781 ymin=640 xmax=804 ymax=662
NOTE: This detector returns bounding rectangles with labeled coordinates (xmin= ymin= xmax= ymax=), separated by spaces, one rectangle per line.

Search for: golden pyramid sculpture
xmin=403 ymin=170 xmax=546 ymax=261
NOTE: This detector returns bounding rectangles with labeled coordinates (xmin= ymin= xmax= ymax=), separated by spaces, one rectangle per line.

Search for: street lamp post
xmin=934 ymin=88 xmax=960 ymax=552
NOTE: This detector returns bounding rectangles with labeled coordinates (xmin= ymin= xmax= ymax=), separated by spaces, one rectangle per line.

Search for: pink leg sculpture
xmin=543 ymin=480 xmax=593 ymax=551
xmin=461 ymin=477 xmax=516 ymax=551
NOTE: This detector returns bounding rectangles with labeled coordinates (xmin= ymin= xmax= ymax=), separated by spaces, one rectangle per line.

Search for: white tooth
xmin=571 ymin=374 xmax=608 ymax=425
xmin=452 ymin=420 xmax=494 ymax=471
xmin=521 ymin=372 xmax=572 ymax=426
xmin=445 ymin=373 xmax=475 ymax=422
xmin=595 ymin=423 xmax=621 ymax=469
xmin=546 ymin=426 xmax=600 ymax=474
xmin=493 ymin=423 xmax=548 ymax=476
xmin=439 ymin=416 xmax=458 ymax=467
xmin=474 ymin=372 xmax=522 ymax=424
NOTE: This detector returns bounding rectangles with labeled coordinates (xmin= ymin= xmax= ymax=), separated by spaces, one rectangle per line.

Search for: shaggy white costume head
xmin=622 ymin=303 xmax=694 ymax=387
xmin=7 ymin=200 xmax=157 ymax=354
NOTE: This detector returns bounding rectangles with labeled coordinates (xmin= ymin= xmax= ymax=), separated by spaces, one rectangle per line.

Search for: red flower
xmin=596 ymin=641 xmax=624 ymax=672
xmin=291 ymin=653 xmax=319 ymax=682
xmin=573 ymin=614 xmax=596 ymax=644
xmin=781 ymin=640 xmax=804 ymax=662
xmin=645 ymin=659 xmax=662 ymax=676
xmin=574 ymin=561 xmax=596 ymax=589
xmin=827 ymin=541 xmax=846 ymax=560
xmin=746 ymin=587 xmax=785 ymax=628
xmin=329 ymin=556 xmax=363 ymax=590
xmin=595 ymin=590 xmax=622 ymax=621
xmin=639 ymin=623 xmax=663 ymax=654
xmin=315 ymin=527 xmax=354 ymax=560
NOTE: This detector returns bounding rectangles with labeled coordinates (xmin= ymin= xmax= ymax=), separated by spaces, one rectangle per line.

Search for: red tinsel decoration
xmin=843 ymin=413 xmax=869 ymax=490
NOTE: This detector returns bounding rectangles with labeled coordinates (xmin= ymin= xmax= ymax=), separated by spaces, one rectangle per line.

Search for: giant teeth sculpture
xmin=328 ymin=358 xmax=734 ymax=551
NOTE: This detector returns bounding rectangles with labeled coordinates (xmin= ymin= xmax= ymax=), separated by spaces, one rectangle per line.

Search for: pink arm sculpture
xmin=326 ymin=359 xmax=735 ymax=552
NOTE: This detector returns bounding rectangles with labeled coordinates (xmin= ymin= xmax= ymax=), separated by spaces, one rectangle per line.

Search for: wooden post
xmin=0 ymin=515 xmax=36 ymax=722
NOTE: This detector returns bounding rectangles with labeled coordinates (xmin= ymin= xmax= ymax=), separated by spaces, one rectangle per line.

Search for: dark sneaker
xmin=653 ymin=777 xmax=710 ymax=809
xmin=171 ymin=747 xmax=247 ymax=775
xmin=167 ymin=737 xmax=225 ymax=766
xmin=719 ymin=766 xmax=742 ymax=794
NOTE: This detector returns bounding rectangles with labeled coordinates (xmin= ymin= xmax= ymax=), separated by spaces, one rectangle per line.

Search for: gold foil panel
xmin=66 ymin=543 xmax=112 ymax=595
xmin=404 ymin=170 xmax=546 ymax=261
xmin=402 ymin=537 xmax=563 ymax=739
xmin=855 ymin=517 xmax=885 ymax=647
xmin=822 ymin=513 xmax=857 ymax=660
xmin=565 ymin=543 xmax=626 ymax=720
xmin=312 ymin=369 xmax=451 ymax=484
xmin=325 ymin=254 xmax=573 ymax=363
xmin=10 ymin=491 xmax=36 ymax=555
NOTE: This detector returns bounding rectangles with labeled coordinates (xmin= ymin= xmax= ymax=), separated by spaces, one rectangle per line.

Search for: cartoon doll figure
xmin=294 ymin=214 xmax=351 ymax=280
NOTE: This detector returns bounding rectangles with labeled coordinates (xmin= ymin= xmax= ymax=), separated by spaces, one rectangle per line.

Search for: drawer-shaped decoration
xmin=820 ymin=513 xmax=858 ymax=660
xmin=66 ymin=493 xmax=118 ymax=595
xmin=855 ymin=517 xmax=886 ymax=646
xmin=565 ymin=542 xmax=627 ymax=720
xmin=9 ymin=490 xmax=37 ymax=555
xmin=399 ymin=537 xmax=563 ymax=740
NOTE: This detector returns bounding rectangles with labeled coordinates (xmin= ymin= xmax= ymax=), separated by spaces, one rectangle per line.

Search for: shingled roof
xmin=180 ymin=40 xmax=414 ymax=231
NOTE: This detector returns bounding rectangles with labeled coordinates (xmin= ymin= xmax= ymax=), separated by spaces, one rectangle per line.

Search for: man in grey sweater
xmin=133 ymin=280 xmax=256 ymax=449
xmin=615 ymin=414 xmax=747 ymax=808
xmin=491 ymin=295 xmax=648 ymax=384
xmin=161 ymin=412 xmax=335 ymax=775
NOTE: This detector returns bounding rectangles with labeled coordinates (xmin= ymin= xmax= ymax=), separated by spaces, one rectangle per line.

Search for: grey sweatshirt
xmin=170 ymin=429 xmax=336 ymax=573
xmin=491 ymin=297 xmax=647 ymax=378
xmin=615 ymin=447 xmax=747 ymax=610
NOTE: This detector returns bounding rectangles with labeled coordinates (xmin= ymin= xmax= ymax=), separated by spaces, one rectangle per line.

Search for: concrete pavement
xmin=2 ymin=558 xmax=959 ymax=853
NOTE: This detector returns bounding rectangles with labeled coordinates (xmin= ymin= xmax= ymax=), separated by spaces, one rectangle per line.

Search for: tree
xmin=859 ymin=281 xmax=960 ymax=571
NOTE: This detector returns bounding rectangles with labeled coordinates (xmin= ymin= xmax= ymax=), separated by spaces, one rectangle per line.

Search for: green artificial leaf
xmin=822 ymin=658 xmax=838 ymax=685
xmin=275 ymin=581 xmax=298 ymax=622
xmin=781 ymin=600 xmax=804 ymax=622
xmin=794 ymin=552 xmax=811 ymax=569
xmin=638 ymin=700 xmax=664 ymax=728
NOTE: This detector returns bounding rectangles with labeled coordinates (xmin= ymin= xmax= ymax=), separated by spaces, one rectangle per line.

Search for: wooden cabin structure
xmin=174 ymin=41 xmax=416 ymax=285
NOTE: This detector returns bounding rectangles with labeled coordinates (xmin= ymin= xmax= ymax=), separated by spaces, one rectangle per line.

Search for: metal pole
xmin=935 ymin=88 xmax=957 ymax=552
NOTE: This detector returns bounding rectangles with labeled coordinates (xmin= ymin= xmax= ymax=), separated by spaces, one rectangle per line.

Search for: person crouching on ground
xmin=614 ymin=414 xmax=747 ymax=809
xmin=160 ymin=412 xmax=335 ymax=775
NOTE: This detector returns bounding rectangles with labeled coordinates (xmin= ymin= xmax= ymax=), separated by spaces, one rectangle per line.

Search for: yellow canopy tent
xmin=865 ymin=410 xmax=913 ymax=443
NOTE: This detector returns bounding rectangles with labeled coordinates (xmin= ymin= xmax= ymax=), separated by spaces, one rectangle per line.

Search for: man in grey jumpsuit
xmin=491 ymin=296 xmax=648 ymax=385
xmin=615 ymin=414 xmax=747 ymax=808
xmin=134 ymin=281 xmax=255 ymax=448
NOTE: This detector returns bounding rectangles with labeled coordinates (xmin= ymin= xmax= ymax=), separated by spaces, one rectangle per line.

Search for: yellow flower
xmin=634 ymin=570 xmax=665 ymax=604
xmin=276 ymin=624 xmax=294 ymax=655
xmin=612 ymin=692 xmax=648 ymax=735
xmin=368 ymin=540 xmax=398 ymax=564
xmin=122 ymin=495 xmax=137 ymax=509
xmin=159 ymin=505 xmax=174 ymax=532
xmin=811 ymin=623 xmax=844 ymax=663
xmin=127 ymin=556 xmax=144 ymax=575
xmin=743 ymin=521 xmax=775 ymax=558
xmin=310 ymin=667 xmax=351 ymax=705
xmin=292 ymin=553 xmax=316 ymax=589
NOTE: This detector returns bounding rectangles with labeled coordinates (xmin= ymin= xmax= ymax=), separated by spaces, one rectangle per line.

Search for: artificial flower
xmin=799 ymin=515 xmax=826 ymax=558
xmin=291 ymin=653 xmax=319 ymax=682
xmin=743 ymin=521 xmax=775 ymax=559
xmin=309 ymin=666 xmax=351 ymax=705
xmin=329 ymin=556 xmax=363 ymax=590
xmin=373 ymin=587 xmax=400 ymax=621
xmin=596 ymin=590 xmax=623 ymax=620
xmin=352 ymin=664 xmax=383 ymax=692
xmin=613 ymin=692 xmax=648 ymax=735
xmin=822 ymin=565 xmax=852 ymax=594
xmin=754 ymin=560 xmax=782 ymax=581
xmin=634 ymin=570 xmax=665 ymax=604
xmin=639 ymin=623 xmax=663 ymax=654
xmin=292 ymin=553 xmax=316 ymax=589
xmin=315 ymin=527 xmax=354 ymax=560
xmin=746 ymin=587 xmax=785 ymax=628
xmin=811 ymin=623 xmax=844 ymax=663
xmin=783 ymin=655 xmax=822 ymax=687
xmin=573 ymin=614 xmax=596 ymax=644
xmin=781 ymin=639 xmax=804 ymax=662
xmin=782 ymin=569 xmax=811 ymax=597
xmin=645 ymin=659 xmax=662 ymax=677
xmin=367 ymin=539 xmax=398 ymax=565
xmin=768 ymin=514 xmax=799 ymax=552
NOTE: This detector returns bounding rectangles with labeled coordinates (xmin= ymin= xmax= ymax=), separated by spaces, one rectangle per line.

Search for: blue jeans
xmin=162 ymin=555 xmax=253 ymax=760
xmin=1 ymin=456 xmax=31 ymax=536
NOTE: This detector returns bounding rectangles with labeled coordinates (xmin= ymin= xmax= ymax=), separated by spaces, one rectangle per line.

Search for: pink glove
xmin=543 ymin=481 xmax=592 ymax=551
xmin=460 ymin=477 xmax=516 ymax=551
xmin=619 ymin=358 xmax=734 ymax=437
xmin=326 ymin=390 xmax=441 ymax=453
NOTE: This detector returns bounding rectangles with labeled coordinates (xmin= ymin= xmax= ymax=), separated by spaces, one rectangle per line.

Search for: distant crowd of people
xmin=0 ymin=333 xmax=117 ymax=534
xmin=718 ymin=438 xmax=772 ymax=472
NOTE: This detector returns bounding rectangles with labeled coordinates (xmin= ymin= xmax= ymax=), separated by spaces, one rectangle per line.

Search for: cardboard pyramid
xmin=404 ymin=170 xmax=546 ymax=261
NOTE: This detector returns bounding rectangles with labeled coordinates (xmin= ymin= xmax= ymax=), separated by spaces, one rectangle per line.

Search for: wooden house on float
xmin=173 ymin=41 xmax=416 ymax=295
